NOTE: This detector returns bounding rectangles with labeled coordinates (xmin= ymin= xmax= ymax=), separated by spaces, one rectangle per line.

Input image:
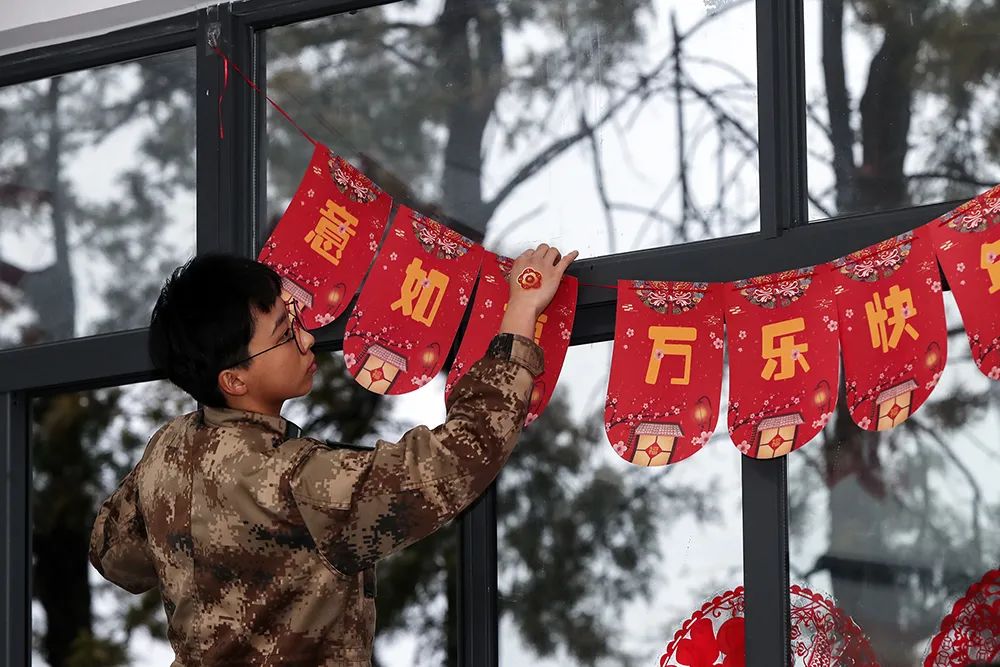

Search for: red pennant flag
xmin=446 ymin=252 xmax=577 ymax=425
xmin=342 ymin=207 xmax=483 ymax=395
xmin=831 ymin=229 xmax=947 ymax=430
xmin=928 ymin=184 xmax=1000 ymax=380
xmin=725 ymin=267 xmax=840 ymax=458
xmin=258 ymin=145 xmax=392 ymax=329
xmin=604 ymin=282 xmax=724 ymax=466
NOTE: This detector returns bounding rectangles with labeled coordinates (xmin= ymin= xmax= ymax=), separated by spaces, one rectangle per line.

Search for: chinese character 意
xmin=761 ymin=317 xmax=810 ymax=381
xmin=645 ymin=326 xmax=698 ymax=386
xmin=865 ymin=285 xmax=919 ymax=352
xmin=304 ymin=200 xmax=359 ymax=266
xmin=982 ymin=239 xmax=1000 ymax=294
xmin=391 ymin=258 xmax=449 ymax=326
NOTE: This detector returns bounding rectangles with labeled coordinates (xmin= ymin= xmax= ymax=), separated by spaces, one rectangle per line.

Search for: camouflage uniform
xmin=90 ymin=333 xmax=543 ymax=666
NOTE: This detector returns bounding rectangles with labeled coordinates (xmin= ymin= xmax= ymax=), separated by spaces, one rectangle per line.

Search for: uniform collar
xmin=201 ymin=406 xmax=302 ymax=440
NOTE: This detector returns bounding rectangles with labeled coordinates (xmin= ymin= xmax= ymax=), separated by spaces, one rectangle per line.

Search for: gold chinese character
xmin=865 ymin=285 xmax=919 ymax=352
xmin=982 ymin=239 xmax=1000 ymax=294
xmin=646 ymin=326 xmax=697 ymax=386
xmin=391 ymin=258 xmax=449 ymax=326
xmin=761 ymin=318 xmax=810 ymax=381
xmin=304 ymin=200 xmax=358 ymax=265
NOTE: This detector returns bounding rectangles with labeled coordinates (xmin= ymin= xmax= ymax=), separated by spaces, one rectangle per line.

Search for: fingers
xmin=557 ymin=249 xmax=580 ymax=272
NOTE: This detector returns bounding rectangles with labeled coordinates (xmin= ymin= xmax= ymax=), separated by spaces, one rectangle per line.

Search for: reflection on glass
xmin=32 ymin=380 xmax=194 ymax=667
xmin=265 ymin=0 xmax=759 ymax=260
xmin=804 ymin=0 xmax=1000 ymax=219
xmin=497 ymin=342 xmax=743 ymax=665
xmin=789 ymin=296 xmax=1000 ymax=666
xmin=0 ymin=49 xmax=196 ymax=351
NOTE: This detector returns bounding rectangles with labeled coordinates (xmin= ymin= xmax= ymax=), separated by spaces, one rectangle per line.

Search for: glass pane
xmin=264 ymin=0 xmax=759 ymax=260
xmin=280 ymin=353 xmax=457 ymax=665
xmin=32 ymin=380 xmax=194 ymax=666
xmin=0 ymin=49 xmax=196 ymax=351
xmin=788 ymin=294 xmax=1000 ymax=666
xmin=498 ymin=342 xmax=744 ymax=665
xmin=804 ymin=0 xmax=1000 ymax=220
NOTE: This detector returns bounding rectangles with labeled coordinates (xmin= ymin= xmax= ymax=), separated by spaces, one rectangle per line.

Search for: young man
xmin=89 ymin=243 xmax=577 ymax=666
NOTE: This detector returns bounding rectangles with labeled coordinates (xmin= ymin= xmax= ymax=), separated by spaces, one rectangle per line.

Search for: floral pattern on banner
xmin=924 ymin=569 xmax=1000 ymax=667
xmin=832 ymin=228 xmax=947 ymax=431
xmin=725 ymin=266 xmax=840 ymax=459
xmin=735 ymin=268 xmax=813 ymax=309
xmin=832 ymin=232 xmax=913 ymax=283
xmin=258 ymin=145 xmax=392 ymax=329
xmin=412 ymin=213 xmax=475 ymax=260
xmin=659 ymin=585 xmax=880 ymax=667
xmin=633 ymin=280 xmax=710 ymax=314
xmin=928 ymin=185 xmax=1000 ymax=379
xmin=605 ymin=282 xmax=724 ymax=466
xmin=446 ymin=252 xmax=577 ymax=426
xmin=342 ymin=206 xmax=482 ymax=395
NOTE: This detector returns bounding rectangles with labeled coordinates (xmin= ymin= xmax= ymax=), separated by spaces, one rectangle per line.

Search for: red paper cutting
xmin=658 ymin=585 xmax=880 ymax=667
xmin=604 ymin=281 xmax=724 ymax=466
xmin=725 ymin=267 xmax=840 ymax=458
xmin=446 ymin=252 xmax=577 ymax=425
xmin=258 ymin=145 xmax=392 ymax=329
xmin=342 ymin=207 xmax=483 ymax=395
xmin=924 ymin=569 xmax=1000 ymax=667
xmin=927 ymin=184 xmax=1000 ymax=380
xmin=831 ymin=229 xmax=947 ymax=431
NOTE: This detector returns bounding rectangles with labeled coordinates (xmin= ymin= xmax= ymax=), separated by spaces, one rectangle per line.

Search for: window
xmin=804 ymin=0 xmax=1000 ymax=220
xmin=263 ymin=0 xmax=759 ymax=260
xmin=32 ymin=380 xmax=194 ymax=667
xmin=0 ymin=49 xmax=196 ymax=351
xmin=497 ymin=342 xmax=743 ymax=665
xmin=788 ymin=295 xmax=1000 ymax=665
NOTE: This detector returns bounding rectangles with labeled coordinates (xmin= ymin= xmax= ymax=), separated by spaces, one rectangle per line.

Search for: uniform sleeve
xmin=290 ymin=333 xmax=543 ymax=575
xmin=89 ymin=462 xmax=158 ymax=594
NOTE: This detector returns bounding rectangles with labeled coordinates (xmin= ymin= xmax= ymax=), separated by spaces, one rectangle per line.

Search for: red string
xmin=213 ymin=46 xmax=318 ymax=146
xmin=217 ymin=56 xmax=229 ymax=139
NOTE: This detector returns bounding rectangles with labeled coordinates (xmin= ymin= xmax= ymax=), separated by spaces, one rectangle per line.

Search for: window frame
xmin=0 ymin=1 xmax=971 ymax=665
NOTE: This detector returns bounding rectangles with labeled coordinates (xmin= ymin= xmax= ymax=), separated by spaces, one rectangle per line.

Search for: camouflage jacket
xmin=89 ymin=333 xmax=543 ymax=666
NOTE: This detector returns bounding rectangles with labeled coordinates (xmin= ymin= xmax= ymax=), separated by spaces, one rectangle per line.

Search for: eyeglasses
xmin=226 ymin=299 xmax=308 ymax=369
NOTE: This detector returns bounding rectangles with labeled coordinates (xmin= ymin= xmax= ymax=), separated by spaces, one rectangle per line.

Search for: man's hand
xmin=499 ymin=244 xmax=579 ymax=339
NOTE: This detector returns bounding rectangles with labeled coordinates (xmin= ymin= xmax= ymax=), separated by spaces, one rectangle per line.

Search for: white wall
xmin=0 ymin=0 xmax=213 ymax=58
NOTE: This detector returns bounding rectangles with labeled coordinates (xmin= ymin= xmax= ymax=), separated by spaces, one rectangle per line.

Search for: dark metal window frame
xmin=0 ymin=1 xmax=966 ymax=665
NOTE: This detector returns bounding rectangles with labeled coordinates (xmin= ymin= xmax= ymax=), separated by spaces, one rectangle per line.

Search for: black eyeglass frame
xmin=226 ymin=298 xmax=308 ymax=369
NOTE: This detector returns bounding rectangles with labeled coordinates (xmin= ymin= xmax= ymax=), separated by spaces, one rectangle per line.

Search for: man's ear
xmin=218 ymin=369 xmax=248 ymax=398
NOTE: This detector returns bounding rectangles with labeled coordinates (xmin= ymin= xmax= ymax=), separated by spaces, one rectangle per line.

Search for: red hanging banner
xmin=832 ymin=229 xmax=947 ymax=430
xmin=446 ymin=252 xmax=577 ymax=425
xmin=342 ymin=207 xmax=483 ymax=394
xmin=604 ymin=282 xmax=724 ymax=466
xmin=258 ymin=145 xmax=392 ymax=329
xmin=724 ymin=267 xmax=840 ymax=458
xmin=928 ymin=184 xmax=1000 ymax=380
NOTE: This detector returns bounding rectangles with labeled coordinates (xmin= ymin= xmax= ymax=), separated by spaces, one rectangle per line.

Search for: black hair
xmin=149 ymin=253 xmax=282 ymax=408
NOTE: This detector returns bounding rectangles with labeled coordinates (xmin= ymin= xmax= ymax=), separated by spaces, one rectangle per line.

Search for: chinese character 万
xmin=865 ymin=285 xmax=919 ymax=352
xmin=391 ymin=258 xmax=449 ymax=326
xmin=761 ymin=317 xmax=810 ymax=381
xmin=645 ymin=326 xmax=698 ymax=386
xmin=304 ymin=200 xmax=359 ymax=266
xmin=982 ymin=239 xmax=1000 ymax=295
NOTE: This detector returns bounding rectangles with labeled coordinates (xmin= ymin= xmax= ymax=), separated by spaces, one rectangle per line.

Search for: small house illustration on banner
xmin=627 ymin=422 xmax=684 ymax=466
xmin=356 ymin=344 xmax=408 ymax=394
xmin=754 ymin=413 xmax=804 ymax=458
xmin=874 ymin=379 xmax=917 ymax=430
xmin=281 ymin=276 xmax=315 ymax=311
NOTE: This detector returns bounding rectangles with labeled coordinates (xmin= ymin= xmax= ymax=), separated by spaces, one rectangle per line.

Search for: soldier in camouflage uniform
xmin=89 ymin=244 xmax=578 ymax=666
